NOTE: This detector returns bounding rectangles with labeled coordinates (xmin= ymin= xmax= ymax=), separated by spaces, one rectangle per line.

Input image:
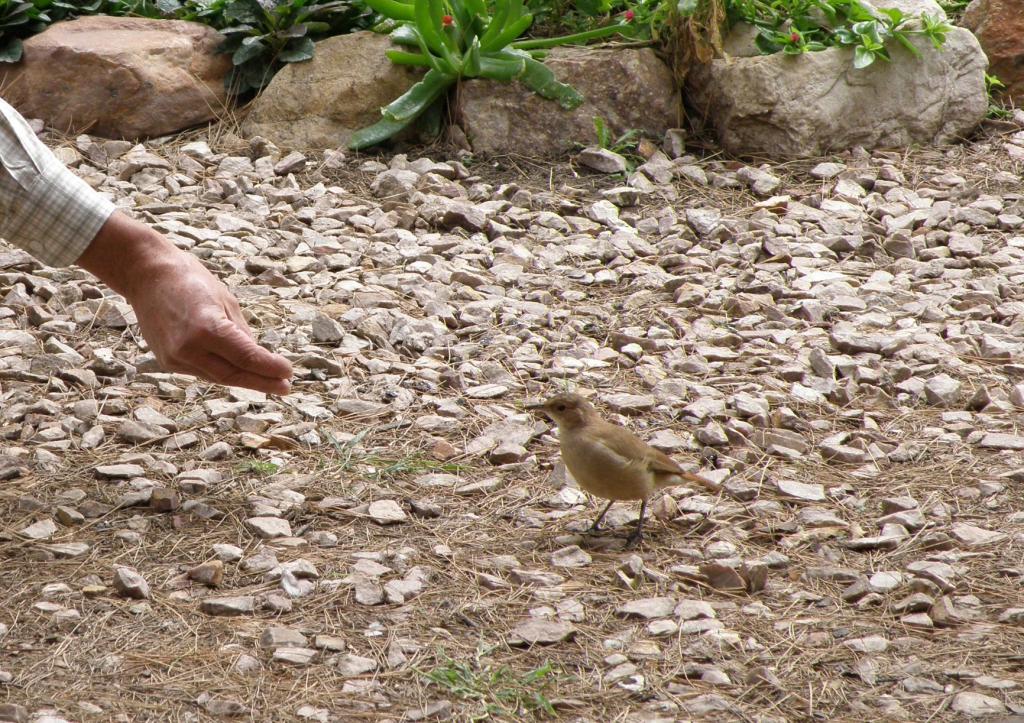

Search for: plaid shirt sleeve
xmin=0 ymin=97 xmax=115 ymax=267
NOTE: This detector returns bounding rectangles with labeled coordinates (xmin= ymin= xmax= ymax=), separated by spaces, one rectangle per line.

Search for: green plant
xmin=723 ymin=0 xmax=952 ymax=69
xmin=0 ymin=1 xmax=57 ymax=62
xmin=238 ymin=459 xmax=280 ymax=476
xmin=986 ymin=72 xmax=1013 ymax=120
xmin=593 ymin=114 xmax=640 ymax=155
xmin=349 ymin=0 xmax=633 ymax=149
xmin=0 ymin=0 xmax=374 ymax=94
xmin=421 ymin=650 xmax=561 ymax=719
xmin=935 ymin=0 xmax=968 ymax=20
xmin=188 ymin=0 xmax=375 ymax=93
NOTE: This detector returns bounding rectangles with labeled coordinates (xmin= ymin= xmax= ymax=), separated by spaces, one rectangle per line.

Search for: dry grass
xmin=3 ymin=124 xmax=1024 ymax=721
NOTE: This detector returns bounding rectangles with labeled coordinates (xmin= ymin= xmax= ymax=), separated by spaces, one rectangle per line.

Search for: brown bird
xmin=527 ymin=392 xmax=721 ymax=546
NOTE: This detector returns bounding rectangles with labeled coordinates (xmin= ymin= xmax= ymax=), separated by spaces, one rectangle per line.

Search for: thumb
xmin=202 ymin=318 xmax=293 ymax=381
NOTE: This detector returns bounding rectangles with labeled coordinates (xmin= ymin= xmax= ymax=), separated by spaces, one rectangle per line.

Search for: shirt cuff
xmin=3 ymin=164 xmax=117 ymax=268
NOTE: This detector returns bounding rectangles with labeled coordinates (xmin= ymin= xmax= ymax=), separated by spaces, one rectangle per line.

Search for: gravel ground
xmin=3 ymin=121 xmax=1024 ymax=721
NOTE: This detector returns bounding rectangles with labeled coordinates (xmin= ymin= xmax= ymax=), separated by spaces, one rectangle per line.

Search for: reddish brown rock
xmin=963 ymin=0 xmax=1024 ymax=103
xmin=1 ymin=16 xmax=231 ymax=139
xmin=455 ymin=46 xmax=680 ymax=157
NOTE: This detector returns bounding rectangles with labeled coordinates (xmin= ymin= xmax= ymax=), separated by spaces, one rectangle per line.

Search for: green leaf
xmin=0 ymin=37 xmax=22 ymax=63
xmin=482 ymin=12 xmax=532 ymax=50
xmin=852 ymin=44 xmax=875 ymax=68
xmin=478 ymin=50 xmax=525 ymax=80
xmin=232 ymin=37 xmax=266 ymax=65
xmin=156 ymin=0 xmax=184 ymax=13
xmin=380 ymin=68 xmax=451 ymax=121
xmin=519 ymin=55 xmax=583 ymax=109
xmin=463 ymin=35 xmax=481 ymax=75
xmin=754 ymin=33 xmax=781 ymax=54
xmin=510 ymin=21 xmax=627 ymax=50
xmin=386 ymin=48 xmax=432 ymax=65
xmin=359 ymin=0 xmax=415 ymax=21
xmin=350 ymin=69 xmax=451 ymax=149
xmin=278 ymin=36 xmax=315 ymax=62
xmin=878 ymin=7 xmax=903 ymax=23
xmin=676 ymin=0 xmax=699 ymax=15
xmin=478 ymin=0 xmax=510 ymax=48
xmin=833 ymin=27 xmax=856 ymax=44
xmin=593 ymin=115 xmax=610 ymax=148
xmin=224 ymin=0 xmax=259 ymax=24
xmin=892 ymin=31 xmax=921 ymax=57
xmin=390 ymin=24 xmax=421 ymax=45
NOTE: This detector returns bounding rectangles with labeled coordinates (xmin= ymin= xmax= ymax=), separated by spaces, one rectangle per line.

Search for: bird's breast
xmin=561 ymin=433 xmax=656 ymax=500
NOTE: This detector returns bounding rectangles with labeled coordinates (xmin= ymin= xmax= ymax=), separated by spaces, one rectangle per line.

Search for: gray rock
xmin=242 ymin=32 xmax=422 ymax=148
xmin=508 ymin=619 xmax=576 ymax=646
xmin=688 ymin=28 xmax=986 ymax=157
xmin=578 ymin=146 xmax=629 ymax=174
xmin=245 ymin=516 xmax=292 ymax=539
xmin=112 ymin=567 xmax=150 ymax=599
xmin=951 ymin=692 xmax=1006 ymax=717
xmin=200 ymin=596 xmax=256 ymax=616
xmin=616 ymin=596 xmax=676 ymax=619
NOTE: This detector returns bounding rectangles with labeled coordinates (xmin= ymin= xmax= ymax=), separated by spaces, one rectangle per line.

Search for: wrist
xmin=76 ymin=211 xmax=185 ymax=300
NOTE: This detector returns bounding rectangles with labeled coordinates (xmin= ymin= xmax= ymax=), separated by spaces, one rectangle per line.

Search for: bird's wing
xmin=637 ymin=432 xmax=721 ymax=493
xmin=588 ymin=421 xmax=666 ymax=469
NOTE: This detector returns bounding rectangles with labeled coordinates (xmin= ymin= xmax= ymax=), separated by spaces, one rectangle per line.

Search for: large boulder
xmin=455 ymin=46 xmax=680 ymax=157
xmin=687 ymin=26 xmax=987 ymax=158
xmin=1 ymin=16 xmax=230 ymax=140
xmin=963 ymin=0 xmax=1024 ymax=102
xmin=242 ymin=31 xmax=423 ymax=150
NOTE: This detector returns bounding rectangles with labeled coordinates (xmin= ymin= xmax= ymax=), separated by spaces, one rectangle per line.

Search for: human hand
xmin=77 ymin=212 xmax=293 ymax=394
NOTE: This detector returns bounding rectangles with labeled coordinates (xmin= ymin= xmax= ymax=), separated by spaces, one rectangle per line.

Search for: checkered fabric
xmin=0 ymin=97 xmax=115 ymax=267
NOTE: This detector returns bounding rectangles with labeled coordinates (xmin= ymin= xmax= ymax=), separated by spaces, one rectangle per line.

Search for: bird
xmin=527 ymin=392 xmax=722 ymax=546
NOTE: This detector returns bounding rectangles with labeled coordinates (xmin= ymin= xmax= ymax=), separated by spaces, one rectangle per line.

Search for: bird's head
xmin=526 ymin=393 xmax=597 ymax=430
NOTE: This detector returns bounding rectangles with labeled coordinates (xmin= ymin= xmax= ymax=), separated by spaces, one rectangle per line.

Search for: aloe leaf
xmin=360 ymin=0 xmax=416 ymax=21
xmin=478 ymin=0 xmax=510 ymax=48
xmin=511 ymin=21 xmax=626 ymax=49
xmin=380 ymin=69 xmax=452 ymax=122
xmin=390 ymin=24 xmax=420 ymax=45
xmin=413 ymin=0 xmax=445 ymax=54
xmin=349 ymin=116 xmax=412 ymax=150
xmin=350 ymin=70 xmax=451 ymax=149
xmin=478 ymin=49 xmax=526 ymax=80
xmin=480 ymin=12 xmax=532 ymax=51
xmin=386 ymin=48 xmax=432 ymax=66
xmin=463 ymin=36 xmax=482 ymax=76
xmin=519 ymin=56 xmax=583 ymax=109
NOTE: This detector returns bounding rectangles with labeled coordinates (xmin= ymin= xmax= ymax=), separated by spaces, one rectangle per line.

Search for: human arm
xmin=0 ymin=98 xmax=292 ymax=394
xmin=76 ymin=212 xmax=293 ymax=395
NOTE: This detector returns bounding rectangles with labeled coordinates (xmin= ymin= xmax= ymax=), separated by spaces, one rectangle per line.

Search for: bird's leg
xmin=625 ymin=498 xmax=648 ymax=548
xmin=588 ymin=499 xmax=616 ymax=533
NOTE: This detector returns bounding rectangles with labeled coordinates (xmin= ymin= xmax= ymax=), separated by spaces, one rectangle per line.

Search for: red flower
xmin=624 ymin=9 xmax=635 ymax=21
xmin=789 ymin=31 xmax=800 ymax=42
xmin=442 ymin=14 xmax=453 ymax=26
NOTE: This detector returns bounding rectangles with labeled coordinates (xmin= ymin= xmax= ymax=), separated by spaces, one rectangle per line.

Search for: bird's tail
xmin=677 ymin=470 xmax=723 ymax=494
xmin=656 ymin=470 xmax=723 ymax=494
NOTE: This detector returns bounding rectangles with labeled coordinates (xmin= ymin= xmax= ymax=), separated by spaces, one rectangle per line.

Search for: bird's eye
xmin=556 ymin=404 xmax=566 ymax=411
